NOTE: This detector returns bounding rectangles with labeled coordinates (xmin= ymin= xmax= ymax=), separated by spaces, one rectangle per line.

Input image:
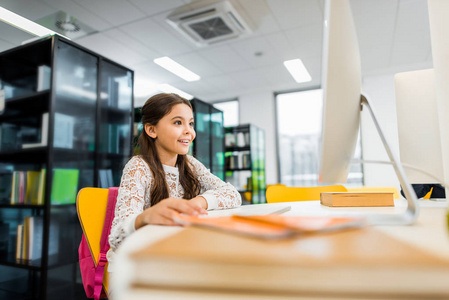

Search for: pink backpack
xmin=78 ymin=187 xmax=118 ymax=300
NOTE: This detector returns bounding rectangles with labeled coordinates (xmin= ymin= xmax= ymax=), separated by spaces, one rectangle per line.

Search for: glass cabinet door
xmin=53 ymin=41 xmax=97 ymax=191
xmin=193 ymin=100 xmax=211 ymax=168
xmin=98 ymin=61 xmax=133 ymax=187
xmin=210 ymin=107 xmax=224 ymax=180
xmin=49 ymin=41 xmax=97 ymax=272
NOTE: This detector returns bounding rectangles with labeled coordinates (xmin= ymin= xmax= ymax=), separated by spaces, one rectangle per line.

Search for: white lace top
xmin=107 ymin=155 xmax=241 ymax=265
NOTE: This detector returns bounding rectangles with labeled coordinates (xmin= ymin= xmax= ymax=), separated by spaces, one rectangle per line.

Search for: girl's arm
xmin=109 ymin=157 xmax=207 ymax=252
xmin=188 ymin=156 xmax=242 ymax=210
xmin=109 ymin=156 xmax=150 ymax=252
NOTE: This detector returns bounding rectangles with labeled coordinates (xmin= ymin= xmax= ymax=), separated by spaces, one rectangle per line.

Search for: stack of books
xmin=10 ymin=169 xmax=46 ymax=205
xmin=128 ymin=215 xmax=449 ymax=298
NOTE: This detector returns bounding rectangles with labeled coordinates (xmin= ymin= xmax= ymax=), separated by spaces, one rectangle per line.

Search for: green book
xmin=50 ymin=169 xmax=79 ymax=204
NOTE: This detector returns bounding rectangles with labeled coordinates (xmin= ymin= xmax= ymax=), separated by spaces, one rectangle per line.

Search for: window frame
xmin=274 ymin=87 xmax=364 ymax=186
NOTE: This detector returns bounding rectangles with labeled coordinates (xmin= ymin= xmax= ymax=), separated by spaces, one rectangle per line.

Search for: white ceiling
xmin=0 ymin=0 xmax=432 ymax=106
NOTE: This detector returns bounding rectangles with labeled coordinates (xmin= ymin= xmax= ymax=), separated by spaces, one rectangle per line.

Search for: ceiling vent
xmin=35 ymin=11 xmax=97 ymax=40
xmin=166 ymin=1 xmax=252 ymax=47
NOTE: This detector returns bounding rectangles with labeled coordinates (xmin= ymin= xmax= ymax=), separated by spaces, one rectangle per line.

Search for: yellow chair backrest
xmin=266 ymin=185 xmax=347 ymax=203
xmin=76 ymin=187 xmax=110 ymax=296
xmin=347 ymin=186 xmax=400 ymax=199
xmin=423 ymin=187 xmax=433 ymax=199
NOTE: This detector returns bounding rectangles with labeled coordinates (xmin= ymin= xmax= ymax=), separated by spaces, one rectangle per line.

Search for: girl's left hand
xmin=189 ymin=196 xmax=208 ymax=214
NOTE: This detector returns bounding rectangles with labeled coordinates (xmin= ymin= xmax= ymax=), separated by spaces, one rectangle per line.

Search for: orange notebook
xmin=174 ymin=214 xmax=366 ymax=239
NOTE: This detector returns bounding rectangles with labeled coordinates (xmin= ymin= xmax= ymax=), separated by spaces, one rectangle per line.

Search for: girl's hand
xmin=189 ymin=196 xmax=208 ymax=211
xmin=135 ymin=198 xmax=206 ymax=228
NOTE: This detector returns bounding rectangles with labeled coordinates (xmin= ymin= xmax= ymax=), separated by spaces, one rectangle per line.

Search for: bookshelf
xmin=225 ymin=124 xmax=266 ymax=204
xmin=133 ymin=98 xmax=225 ymax=180
xmin=0 ymin=35 xmax=133 ymax=299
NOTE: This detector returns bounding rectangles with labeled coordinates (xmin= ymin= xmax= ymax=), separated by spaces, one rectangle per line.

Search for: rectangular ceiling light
xmin=154 ymin=56 xmax=200 ymax=82
xmin=283 ymin=58 xmax=312 ymax=83
xmin=158 ymin=84 xmax=194 ymax=100
xmin=0 ymin=6 xmax=57 ymax=37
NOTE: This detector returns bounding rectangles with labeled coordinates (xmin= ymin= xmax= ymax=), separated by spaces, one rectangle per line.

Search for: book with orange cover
xmin=234 ymin=214 xmax=366 ymax=233
xmin=320 ymin=192 xmax=394 ymax=207
xmin=174 ymin=215 xmax=292 ymax=239
xmin=174 ymin=214 xmax=365 ymax=239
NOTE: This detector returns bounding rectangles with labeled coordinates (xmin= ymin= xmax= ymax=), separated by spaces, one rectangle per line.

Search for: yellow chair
xmin=76 ymin=187 xmax=111 ymax=297
xmin=266 ymin=185 xmax=347 ymax=203
xmin=423 ymin=187 xmax=433 ymax=200
xmin=347 ymin=186 xmax=400 ymax=199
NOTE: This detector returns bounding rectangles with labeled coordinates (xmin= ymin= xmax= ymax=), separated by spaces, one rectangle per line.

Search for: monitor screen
xmin=318 ymin=0 xmax=419 ymax=224
xmin=319 ymin=0 xmax=362 ymax=184
xmin=395 ymin=69 xmax=444 ymax=184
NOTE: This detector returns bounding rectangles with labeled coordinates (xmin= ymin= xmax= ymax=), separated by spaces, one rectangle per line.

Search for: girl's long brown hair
xmin=137 ymin=93 xmax=201 ymax=206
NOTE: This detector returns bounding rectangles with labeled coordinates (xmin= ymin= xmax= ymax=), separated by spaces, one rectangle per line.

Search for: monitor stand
xmin=355 ymin=94 xmax=419 ymax=225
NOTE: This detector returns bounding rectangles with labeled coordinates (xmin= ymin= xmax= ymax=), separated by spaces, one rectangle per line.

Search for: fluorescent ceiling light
xmin=158 ymin=84 xmax=193 ymax=100
xmin=154 ymin=56 xmax=200 ymax=82
xmin=283 ymin=59 xmax=312 ymax=83
xmin=0 ymin=6 xmax=57 ymax=37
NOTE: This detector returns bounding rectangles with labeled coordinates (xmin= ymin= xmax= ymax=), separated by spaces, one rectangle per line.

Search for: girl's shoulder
xmin=186 ymin=155 xmax=206 ymax=171
xmin=125 ymin=155 xmax=151 ymax=171
xmin=186 ymin=154 xmax=199 ymax=165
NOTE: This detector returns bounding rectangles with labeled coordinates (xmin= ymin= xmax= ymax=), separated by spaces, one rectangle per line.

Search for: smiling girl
xmin=107 ymin=93 xmax=242 ymax=264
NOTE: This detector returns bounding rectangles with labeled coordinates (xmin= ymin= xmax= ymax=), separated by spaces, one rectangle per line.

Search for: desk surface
xmin=111 ymin=199 xmax=449 ymax=300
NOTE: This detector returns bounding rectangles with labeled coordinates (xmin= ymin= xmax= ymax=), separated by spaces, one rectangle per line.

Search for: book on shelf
xmin=10 ymin=169 xmax=45 ymax=205
xmin=22 ymin=217 xmax=29 ymax=259
xmin=15 ymin=216 xmax=44 ymax=261
xmin=54 ymin=113 xmax=75 ymax=149
xmin=51 ymin=168 xmax=79 ymax=204
xmin=129 ymin=226 xmax=449 ymax=297
xmin=225 ymin=133 xmax=236 ymax=147
xmin=320 ymin=192 xmax=395 ymax=207
xmin=22 ymin=112 xmax=49 ymax=149
xmin=98 ymin=169 xmax=114 ymax=188
xmin=25 ymin=171 xmax=40 ymax=204
xmin=241 ymin=153 xmax=251 ymax=168
xmin=27 ymin=216 xmax=43 ymax=260
xmin=37 ymin=169 xmax=46 ymax=205
xmin=16 ymin=224 xmax=24 ymax=260
xmin=236 ymin=132 xmax=246 ymax=147
xmin=36 ymin=65 xmax=51 ymax=92
xmin=174 ymin=214 xmax=365 ymax=239
xmin=11 ymin=171 xmax=25 ymax=205
xmin=0 ymin=89 xmax=4 ymax=114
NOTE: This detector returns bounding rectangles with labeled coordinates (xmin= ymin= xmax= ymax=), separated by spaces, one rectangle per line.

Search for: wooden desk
xmin=111 ymin=199 xmax=449 ymax=300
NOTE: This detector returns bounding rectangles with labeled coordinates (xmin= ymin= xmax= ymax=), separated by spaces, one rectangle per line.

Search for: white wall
xmin=238 ymin=90 xmax=278 ymax=185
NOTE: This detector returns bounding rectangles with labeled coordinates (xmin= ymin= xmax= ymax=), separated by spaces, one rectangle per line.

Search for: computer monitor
xmin=318 ymin=0 xmax=419 ymax=224
xmin=395 ymin=69 xmax=444 ymax=184
xmin=428 ymin=0 xmax=449 ymax=197
xmin=318 ymin=0 xmax=361 ymax=184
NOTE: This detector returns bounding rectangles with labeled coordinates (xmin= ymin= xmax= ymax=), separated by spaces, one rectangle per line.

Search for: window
xmin=276 ymin=89 xmax=364 ymax=187
xmin=213 ymin=99 xmax=239 ymax=127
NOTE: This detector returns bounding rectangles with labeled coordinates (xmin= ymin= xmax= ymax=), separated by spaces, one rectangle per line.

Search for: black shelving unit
xmin=0 ymin=35 xmax=133 ymax=299
xmin=224 ymin=124 xmax=266 ymax=204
